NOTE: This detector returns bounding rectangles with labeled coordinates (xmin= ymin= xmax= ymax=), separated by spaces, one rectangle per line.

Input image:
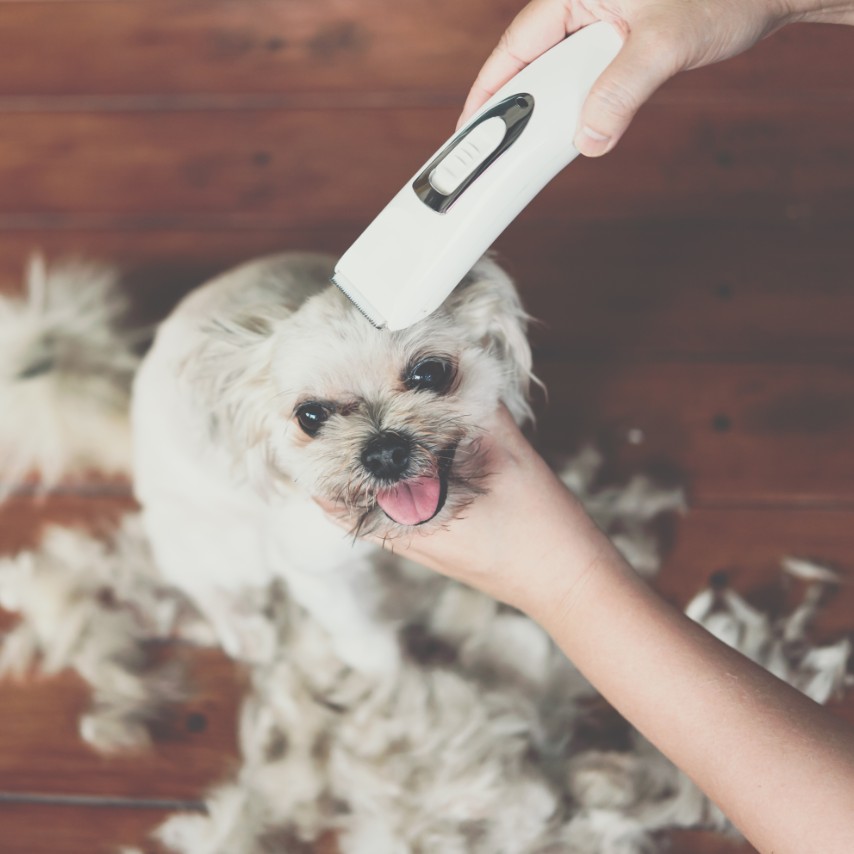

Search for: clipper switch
xmin=428 ymin=116 xmax=507 ymax=196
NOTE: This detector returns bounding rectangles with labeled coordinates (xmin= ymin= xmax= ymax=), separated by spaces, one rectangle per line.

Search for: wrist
xmin=508 ymin=484 xmax=622 ymax=624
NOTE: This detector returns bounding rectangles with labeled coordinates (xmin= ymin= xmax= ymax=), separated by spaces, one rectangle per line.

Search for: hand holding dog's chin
xmin=316 ymin=406 xmax=613 ymax=624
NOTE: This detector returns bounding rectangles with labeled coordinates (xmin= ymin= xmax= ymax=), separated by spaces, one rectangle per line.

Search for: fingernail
xmin=576 ymin=126 xmax=613 ymax=157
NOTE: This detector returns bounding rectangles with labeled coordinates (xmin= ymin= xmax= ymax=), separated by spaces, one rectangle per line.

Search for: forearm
xmin=367 ymin=408 xmax=854 ymax=849
xmin=529 ymin=497 xmax=854 ymax=853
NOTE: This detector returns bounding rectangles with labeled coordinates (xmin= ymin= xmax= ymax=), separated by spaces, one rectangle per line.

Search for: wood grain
xmin=0 ymin=2 xmax=850 ymax=851
xmin=3 ymin=360 xmax=854 ymax=508
xmin=664 ymin=830 xmax=756 ymax=854
xmin=0 ymin=4 xmax=848 ymax=102
xmin=0 ymin=644 xmax=242 ymax=800
xmin=0 ymin=222 xmax=853 ymax=361
xmin=0 ymin=0 xmax=517 ymax=100
xmin=0 ymin=99 xmax=851 ymax=226
xmin=535 ymin=360 xmax=854 ymax=506
xmin=0 ymin=496 xmax=241 ymax=801
xmin=0 ymin=801 xmax=341 ymax=854
xmin=0 ymin=493 xmax=135 ymax=556
xmin=655 ymin=506 xmax=854 ymax=637
xmin=0 ymin=801 xmax=173 ymax=854
xmin=501 ymin=220 xmax=854 ymax=360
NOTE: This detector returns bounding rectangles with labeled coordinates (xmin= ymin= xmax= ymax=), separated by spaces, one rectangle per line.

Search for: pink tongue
xmin=376 ymin=474 xmax=442 ymax=526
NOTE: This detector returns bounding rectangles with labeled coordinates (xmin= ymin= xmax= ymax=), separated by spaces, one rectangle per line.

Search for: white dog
xmin=132 ymin=252 xmax=535 ymax=674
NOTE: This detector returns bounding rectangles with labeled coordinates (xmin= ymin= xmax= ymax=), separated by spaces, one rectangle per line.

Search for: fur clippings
xmin=0 ymin=256 xmax=851 ymax=853
xmin=0 ymin=256 xmax=140 ymax=496
xmin=0 ymin=516 xmax=192 ymax=751
xmin=1 ymin=494 xmax=849 ymax=853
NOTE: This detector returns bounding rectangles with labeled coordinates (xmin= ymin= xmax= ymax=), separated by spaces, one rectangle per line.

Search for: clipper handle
xmin=333 ymin=22 xmax=623 ymax=330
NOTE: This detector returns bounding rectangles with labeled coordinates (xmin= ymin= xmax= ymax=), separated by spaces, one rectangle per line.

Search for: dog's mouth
xmin=374 ymin=446 xmax=455 ymax=527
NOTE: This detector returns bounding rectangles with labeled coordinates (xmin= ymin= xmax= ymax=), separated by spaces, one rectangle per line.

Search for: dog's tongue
xmin=376 ymin=474 xmax=442 ymax=526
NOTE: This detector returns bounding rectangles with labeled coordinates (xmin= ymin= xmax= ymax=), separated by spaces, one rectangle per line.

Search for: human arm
xmin=459 ymin=0 xmax=854 ymax=156
xmin=368 ymin=407 xmax=854 ymax=854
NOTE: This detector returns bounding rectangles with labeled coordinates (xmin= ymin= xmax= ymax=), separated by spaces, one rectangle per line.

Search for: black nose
xmin=362 ymin=431 xmax=412 ymax=481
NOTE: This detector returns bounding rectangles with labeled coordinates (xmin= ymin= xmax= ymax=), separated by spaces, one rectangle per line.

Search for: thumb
xmin=575 ymin=31 xmax=677 ymax=157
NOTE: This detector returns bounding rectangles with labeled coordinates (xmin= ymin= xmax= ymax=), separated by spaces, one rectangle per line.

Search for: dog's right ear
xmin=444 ymin=255 xmax=538 ymax=426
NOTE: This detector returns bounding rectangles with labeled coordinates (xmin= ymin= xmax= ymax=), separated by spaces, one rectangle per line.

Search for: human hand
xmin=459 ymin=0 xmax=854 ymax=157
xmin=317 ymin=406 xmax=611 ymax=621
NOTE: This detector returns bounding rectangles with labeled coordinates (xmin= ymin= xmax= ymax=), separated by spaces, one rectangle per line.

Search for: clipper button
xmin=428 ymin=116 xmax=507 ymax=196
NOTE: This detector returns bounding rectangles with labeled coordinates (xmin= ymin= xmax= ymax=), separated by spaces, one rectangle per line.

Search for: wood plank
xmin=0 ymin=0 xmax=516 ymax=100
xmin=0 ymin=494 xmax=135 ymax=557
xmin=0 ymin=800 xmax=340 ymax=854
xmin=2 ymin=283 xmax=854 ymax=507
xmin=1 ymin=500 xmax=849 ymax=853
xmin=0 ymin=100 xmax=850 ymax=225
xmin=0 ymin=222 xmax=853 ymax=362
xmin=655 ymin=506 xmax=854 ymax=638
xmin=0 ymin=228 xmax=363 ymax=336
xmin=0 ymin=494 xmax=131 ymax=630
xmin=0 ymin=801 xmax=173 ymax=854
xmin=0 ymin=3 xmax=848 ymax=101
xmin=0 ymin=496 xmax=242 ymax=801
xmin=0 ymin=646 xmax=241 ymax=800
xmin=498 ymin=220 xmax=854 ymax=361
xmin=655 ymin=503 xmax=854 ymax=854
xmin=664 ymin=830 xmax=754 ymax=854
xmin=0 ymin=800 xmax=762 ymax=854
xmin=536 ymin=360 xmax=854 ymax=506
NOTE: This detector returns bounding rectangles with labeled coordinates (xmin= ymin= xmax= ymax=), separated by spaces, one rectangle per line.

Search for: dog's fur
xmin=3 ymin=255 xmax=850 ymax=852
xmin=0 ymin=256 xmax=139 ymax=496
xmin=132 ymin=252 xmax=535 ymax=673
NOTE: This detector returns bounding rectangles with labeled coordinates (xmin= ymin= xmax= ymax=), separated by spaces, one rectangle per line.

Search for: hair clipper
xmin=332 ymin=22 xmax=622 ymax=330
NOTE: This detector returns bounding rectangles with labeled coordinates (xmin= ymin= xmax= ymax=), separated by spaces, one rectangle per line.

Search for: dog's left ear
xmin=444 ymin=255 xmax=537 ymax=426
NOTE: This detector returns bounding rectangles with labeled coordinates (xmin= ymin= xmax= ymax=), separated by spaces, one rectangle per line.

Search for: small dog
xmin=132 ymin=252 xmax=535 ymax=674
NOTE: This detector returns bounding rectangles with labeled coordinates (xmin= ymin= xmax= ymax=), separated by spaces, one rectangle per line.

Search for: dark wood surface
xmin=0 ymin=4 xmax=848 ymax=101
xmin=0 ymin=100 xmax=849 ymax=226
xmin=0 ymin=2 xmax=853 ymax=852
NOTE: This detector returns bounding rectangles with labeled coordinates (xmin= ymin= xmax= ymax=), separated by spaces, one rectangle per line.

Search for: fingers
xmin=459 ymin=1 xmax=686 ymax=157
xmin=574 ymin=27 xmax=681 ymax=156
xmin=457 ymin=0 xmax=588 ymax=128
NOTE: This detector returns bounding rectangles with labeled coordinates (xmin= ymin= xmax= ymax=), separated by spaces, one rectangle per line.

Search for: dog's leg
xmin=187 ymin=588 xmax=279 ymax=664
xmin=282 ymin=562 xmax=401 ymax=679
xmin=139 ymin=498 xmax=281 ymax=663
xmin=261 ymin=502 xmax=402 ymax=679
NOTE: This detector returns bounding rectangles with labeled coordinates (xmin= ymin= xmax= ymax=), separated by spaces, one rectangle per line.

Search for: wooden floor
xmin=1 ymin=2 xmax=854 ymax=852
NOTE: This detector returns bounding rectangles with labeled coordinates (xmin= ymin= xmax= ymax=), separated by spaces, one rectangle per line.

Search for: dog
xmin=132 ymin=252 xmax=535 ymax=674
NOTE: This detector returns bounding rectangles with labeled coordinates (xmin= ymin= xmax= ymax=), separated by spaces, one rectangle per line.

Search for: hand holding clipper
xmin=332 ymin=22 xmax=622 ymax=330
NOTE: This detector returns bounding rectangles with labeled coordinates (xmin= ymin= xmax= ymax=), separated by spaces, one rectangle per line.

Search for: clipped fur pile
xmin=0 ymin=256 xmax=141 ymax=495
xmin=4 ymin=498 xmax=849 ymax=854
xmin=0 ymin=259 xmax=851 ymax=854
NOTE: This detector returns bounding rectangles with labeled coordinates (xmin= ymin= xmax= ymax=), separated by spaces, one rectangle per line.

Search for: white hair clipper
xmin=332 ymin=21 xmax=622 ymax=330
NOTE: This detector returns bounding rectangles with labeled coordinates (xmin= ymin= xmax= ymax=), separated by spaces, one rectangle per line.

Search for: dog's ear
xmin=181 ymin=306 xmax=289 ymax=496
xmin=444 ymin=255 xmax=538 ymax=426
xmin=178 ymin=254 xmax=336 ymax=494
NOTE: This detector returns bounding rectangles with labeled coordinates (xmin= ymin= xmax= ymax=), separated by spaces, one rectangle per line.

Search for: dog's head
xmin=190 ymin=254 xmax=535 ymax=535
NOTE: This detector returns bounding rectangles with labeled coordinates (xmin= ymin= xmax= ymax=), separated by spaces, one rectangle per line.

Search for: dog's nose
xmin=362 ymin=431 xmax=412 ymax=480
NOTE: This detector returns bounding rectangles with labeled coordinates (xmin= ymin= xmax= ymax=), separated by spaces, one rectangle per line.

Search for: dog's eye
xmin=295 ymin=402 xmax=331 ymax=437
xmin=406 ymin=358 xmax=453 ymax=394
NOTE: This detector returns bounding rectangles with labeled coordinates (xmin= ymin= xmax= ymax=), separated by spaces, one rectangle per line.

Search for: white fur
xmin=0 ymin=517 xmax=189 ymax=751
xmin=0 ymin=256 xmax=138 ymax=495
xmin=131 ymin=252 xmax=534 ymax=674
xmin=0 ymin=253 xmax=850 ymax=853
xmin=3 ymin=506 xmax=846 ymax=852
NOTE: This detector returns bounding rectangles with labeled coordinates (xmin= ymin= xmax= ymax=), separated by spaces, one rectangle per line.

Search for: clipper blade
xmin=331 ymin=270 xmax=387 ymax=330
